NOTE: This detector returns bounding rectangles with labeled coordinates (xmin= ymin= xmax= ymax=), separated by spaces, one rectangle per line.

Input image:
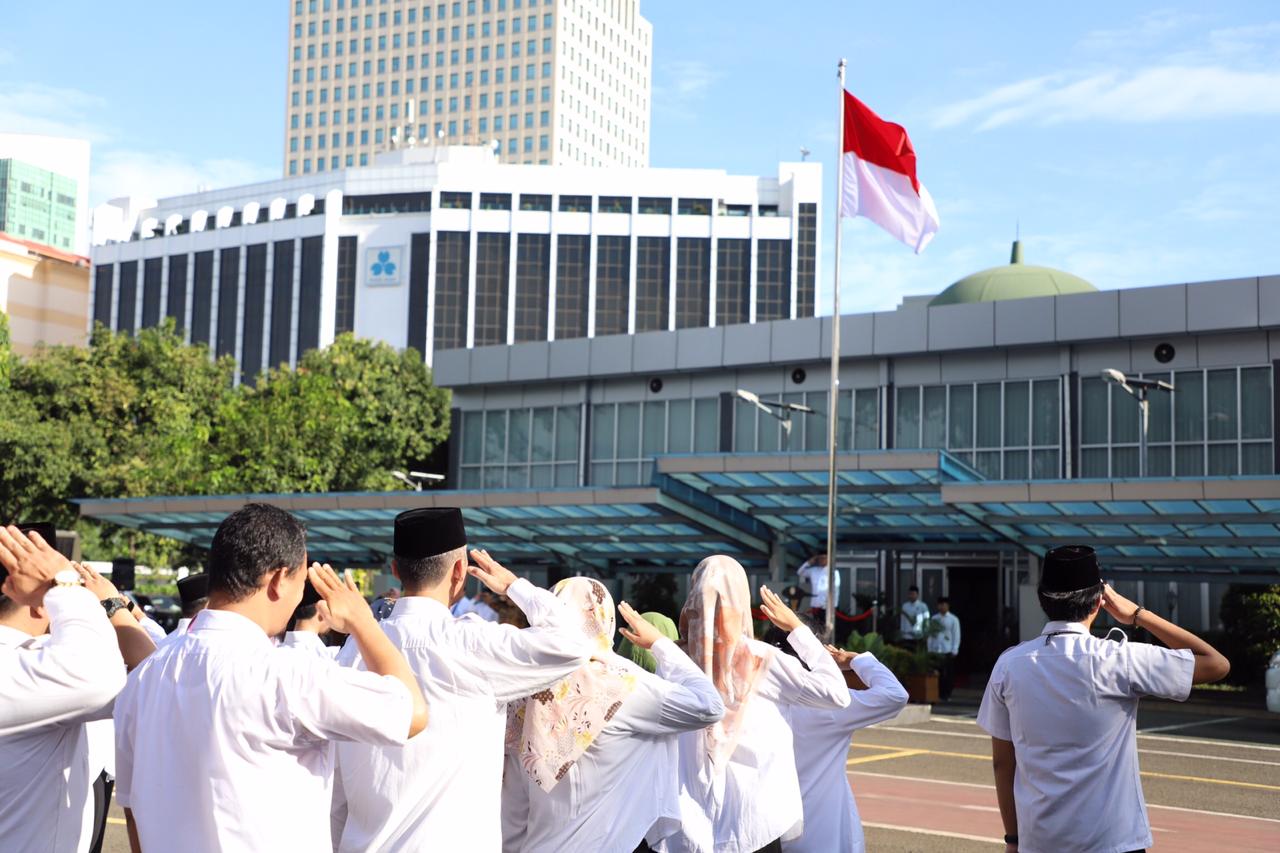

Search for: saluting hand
xmin=1101 ymin=583 xmax=1139 ymax=624
xmin=618 ymin=601 xmax=664 ymax=650
xmin=0 ymin=525 xmax=71 ymax=607
xmin=468 ymin=549 xmax=517 ymax=596
xmin=824 ymin=643 xmax=856 ymax=668
xmin=759 ymin=585 xmax=803 ymax=633
xmin=308 ymin=563 xmax=373 ymax=633
xmin=73 ymin=562 xmax=121 ymax=603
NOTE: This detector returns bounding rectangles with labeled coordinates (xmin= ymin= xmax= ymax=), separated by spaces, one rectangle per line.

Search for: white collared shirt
xmin=507 ymin=639 xmax=725 ymax=853
xmin=282 ymin=630 xmax=339 ymax=659
xmin=0 ymin=587 xmax=125 ymax=738
xmin=783 ymin=653 xmax=909 ymax=853
xmin=332 ymin=579 xmax=591 ymax=853
xmin=927 ymin=611 xmax=961 ymax=655
xmin=113 ymin=609 xmax=413 ymax=853
xmin=0 ymin=588 xmax=125 ymax=853
xmin=660 ymin=625 xmax=852 ymax=853
xmin=796 ymin=561 xmax=840 ymax=609
xmin=899 ymin=600 xmax=929 ymax=639
xmin=977 ymin=621 xmax=1194 ymax=853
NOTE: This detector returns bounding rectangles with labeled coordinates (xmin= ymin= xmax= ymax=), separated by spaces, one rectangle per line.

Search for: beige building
xmin=284 ymin=0 xmax=652 ymax=175
xmin=0 ymin=233 xmax=90 ymax=355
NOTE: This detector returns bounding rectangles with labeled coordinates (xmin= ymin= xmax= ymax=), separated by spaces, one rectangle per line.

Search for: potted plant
xmin=846 ymin=630 xmax=940 ymax=703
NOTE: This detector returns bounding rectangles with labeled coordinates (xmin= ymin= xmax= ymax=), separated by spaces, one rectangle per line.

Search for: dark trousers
xmin=88 ymin=770 xmax=113 ymax=853
xmin=938 ymin=653 xmax=956 ymax=701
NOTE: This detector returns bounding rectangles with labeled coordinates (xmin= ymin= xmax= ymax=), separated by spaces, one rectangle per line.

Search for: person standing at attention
xmin=978 ymin=545 xmax=1229 ymax=853
xmin=112 ymin=504 xmax=428 ymax=853
xmin=898 ymin=586 xmax=929 ymax=650
xmin=331 ymin=508 xmax=592 ymax=853
xmin=927 ymin=597 xmax=961 ymax=702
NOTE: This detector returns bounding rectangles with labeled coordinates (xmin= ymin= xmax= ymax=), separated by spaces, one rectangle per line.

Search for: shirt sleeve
xmin=1124 ymin=643 xmax=1195 ymax=701
xmin=464 ymin=579 xmax=593 ymax=704
xmin=759 ymin=626 xmax=852 ymax=709
xmin=830 ymin=652 xmax=908 ymax=728
xmin=285 ymin=655 xmax=414 ymax=746
xmin=976 ymin=661 xmax=1012 ymax=740
xmin=137 ymin=615 xmax=169 ymax=644
xmin=636 ymin=638 xmax=725 ymax=733
xmin=951 ymin=617 xmax=961 ymax=654
xmin=0 ymin=586 xmax=127 ymax=737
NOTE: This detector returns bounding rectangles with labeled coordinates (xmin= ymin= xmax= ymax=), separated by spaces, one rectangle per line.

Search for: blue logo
xmin=365 ymin=246 xmax=402 ymax=286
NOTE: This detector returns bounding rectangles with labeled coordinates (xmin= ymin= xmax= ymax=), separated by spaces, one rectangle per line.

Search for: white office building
xmin=285 ymin=0 xmax=653 ymax=174
xmin=89 ymin=145 xmax=821 ymax=382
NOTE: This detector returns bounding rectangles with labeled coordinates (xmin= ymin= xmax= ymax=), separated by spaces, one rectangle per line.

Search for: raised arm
xmin=618 ymin=600 xmax=724 ymax=732
xmin=1102 ymin=584 xmax=1228 ymax=685
xmin=75 ymin=562 xmax=157 ymax=670
xmin=465 ymin=550 xmax=591 ymax=703
xmin=757 ymin=585 xmax=850 ymax=709
xmin=825 ymin=645 xmax=909 ymax=727
xmin=0 ymin=527 xmax=126 ymax=736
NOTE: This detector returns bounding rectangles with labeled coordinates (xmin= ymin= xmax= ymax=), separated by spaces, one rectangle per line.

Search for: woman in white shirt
xmin=504 ymin=577 xmax=724 ymax=853
xmin=661 ymin=555 xmax=851 ymax=853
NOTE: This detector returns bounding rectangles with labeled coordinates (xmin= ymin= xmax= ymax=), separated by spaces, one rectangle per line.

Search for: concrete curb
xmin=874 ymin=703 xmax=931 ymax=727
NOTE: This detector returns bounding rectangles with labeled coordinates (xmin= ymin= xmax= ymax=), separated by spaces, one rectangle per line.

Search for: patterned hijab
xmin=680 ymin=555 xmax=774 ymax=771
xmin=616 ymin=611 xmax=679 ymax=673
xmin=506 ymin=578 xmax=639 ymax=791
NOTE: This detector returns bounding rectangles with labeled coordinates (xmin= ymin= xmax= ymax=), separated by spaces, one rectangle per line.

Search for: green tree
xmin=0 ymin=309 xmax=10 ymax=389
xmin=1219 ymin=584 xmax=1280 ymax=683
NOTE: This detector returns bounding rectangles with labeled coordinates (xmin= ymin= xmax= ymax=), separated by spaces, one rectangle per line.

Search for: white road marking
xmin=1139 ymin=716 xmax=1242 ymax=733
xmin=861 ymin=822 xmax=1004 ymax=845
xmin=1137 ymin=732 xmax=1280 ymax=753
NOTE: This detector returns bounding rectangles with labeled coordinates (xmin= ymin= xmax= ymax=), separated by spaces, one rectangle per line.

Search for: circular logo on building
xmin=366 ymin=247 xmax=403 ymax=286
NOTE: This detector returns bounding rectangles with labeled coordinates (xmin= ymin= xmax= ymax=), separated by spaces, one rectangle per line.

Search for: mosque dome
xmin=929 ymin=241 xmax=1096 ymax=307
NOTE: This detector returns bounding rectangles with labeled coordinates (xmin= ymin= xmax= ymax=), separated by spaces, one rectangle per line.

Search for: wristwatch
xmin=101 ymin=596 xmax=130 ymax=619
xmin=54 ymin=569 xmax=82 ymax=588
xmin=1004 ymin=834 xmax=1018 ymax=845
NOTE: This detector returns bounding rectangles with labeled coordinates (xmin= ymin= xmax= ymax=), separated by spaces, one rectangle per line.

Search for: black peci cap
xmin=394 ymin=508 xmax=467 ymax=560
xmin=1041 ymin=545 xmax=1102 ymax=593
xmin=176 ymin=572 xmax=210 ymax=607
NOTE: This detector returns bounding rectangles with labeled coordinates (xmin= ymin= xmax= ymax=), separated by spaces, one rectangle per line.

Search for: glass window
xmin=715 ymin=239 xmax=750 ymax=326
xmin=668 ymin=400 xmax=692 ymax=454
xmin=594 ymin=236 xmax=630 ymax=336
xmin=921 ymin=386 xmax=945 ymax=448
xmin=598 ymin=195 xmax=631 ymax=213
xmin=678 ymin=198 xmax=711 ymax=215
xmin=675 ymin=238 xmax=710 ymax=329
xmin=518 ymin=193 xmax=551 ymax=211
xmin=1241 ymin=367 xmax=1272 ymax=440
xmin=694 ymin=398 xmax=719 ymax=452
xmin=555 ymin=234 xmax=589 ymax=339
xmin=473 ymin=233 xmax=510 ymax=346
xmin=949 ymin=386 xmax=974 ymax=448
xmin=976 ymin=383 xmax=1001 ymax=447
xmin=638 ymin=197 xmax=671 ymax=215
xmin=1206 ymin=369 xmax=1238 ymax=441
xmin=558 ymin=194 xmax=590 ymax=212
xmin=1004 ymin=381 xmax=1030 ymax=447
xmin=854 ymin=388 xmax=879 ymax=449
xmin=895 ymin=387 xmax=920 ymax=449
xmin=755 ymin=239 xmax=791 ymax=322
xmin=634 ymin=237 xmax=670 ymax=333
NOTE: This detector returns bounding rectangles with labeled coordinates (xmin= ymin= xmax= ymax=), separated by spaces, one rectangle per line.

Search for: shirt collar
xmin=0 ymin=624 xmax=35 ymax=648
xmin=1041 ymin=620 xmax=1090 ymax=636
xmin=389 ymin=595 xmax=452 ymax=619
xmin=190 ymin=609 xmax=275 ymax=647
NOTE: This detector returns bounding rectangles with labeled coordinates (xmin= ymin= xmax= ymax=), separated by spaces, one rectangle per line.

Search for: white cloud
xmin=91 ymin=150 xmax=276 ymax=206
xmin=0 ymin=82 xmax=108 ymax=141
xmin=652 ymin=59 xmax=723 ymax=117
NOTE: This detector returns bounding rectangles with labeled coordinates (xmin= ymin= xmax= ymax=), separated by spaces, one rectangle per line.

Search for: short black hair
xmin=937 ymin=596 xmax=950 ymax=605
xmin=1037 ymin=581 xmax=1103 ymax=622
xmin=394 ymin=545 xmax=465 ymax=590
xmin=208 ymin=504 xmax=307 ymax=602
xmin=908 ymin=585 xmax=920 ymax=593
xmin=287 ymin=602 xmax=318 ymax=632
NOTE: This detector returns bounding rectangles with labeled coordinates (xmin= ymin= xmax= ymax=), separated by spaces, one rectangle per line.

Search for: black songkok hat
xmin=176 ymin=572 xmax=210 ymax=607
xmin=394 ymin=508 xmax=467 ymax=560
xmin=1041 ymin=545 xmax=1102 ymax=593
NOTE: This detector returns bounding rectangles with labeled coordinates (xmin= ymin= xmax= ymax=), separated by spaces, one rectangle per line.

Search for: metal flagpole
xmin=824 ymin=59 xmax=847 ymax=643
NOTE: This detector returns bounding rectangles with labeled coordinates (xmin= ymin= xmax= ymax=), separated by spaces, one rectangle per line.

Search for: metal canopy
xmin=944 ymin=478 xmax=1280 ymax=583
xmin=75 ymin=454 xmax=1280 ymax=582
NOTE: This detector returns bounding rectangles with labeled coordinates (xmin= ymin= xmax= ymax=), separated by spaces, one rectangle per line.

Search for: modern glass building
xmin=89 ymin=145 xmax=821 ymax=383
xmin=0 ymin=158 xmax=79 ymax=253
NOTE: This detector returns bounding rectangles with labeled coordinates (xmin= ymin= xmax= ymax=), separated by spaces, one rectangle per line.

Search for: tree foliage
xmin=0 ymin=323 xmax=451 ymax=563
xmin=1219 ymin=584 xmax=1280 ymax=683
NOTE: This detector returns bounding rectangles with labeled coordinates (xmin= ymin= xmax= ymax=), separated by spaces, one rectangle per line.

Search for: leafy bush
xmin=1218 ymin=585 xmax=1280 ymax=684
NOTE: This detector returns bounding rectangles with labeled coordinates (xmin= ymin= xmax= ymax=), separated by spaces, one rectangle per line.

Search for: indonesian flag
xmin=841 ymin=90 xmax=939 ymax=253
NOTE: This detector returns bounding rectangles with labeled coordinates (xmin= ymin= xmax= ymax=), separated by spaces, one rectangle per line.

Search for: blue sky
xmin=4 ymin=1 xmax=1277 ymax=312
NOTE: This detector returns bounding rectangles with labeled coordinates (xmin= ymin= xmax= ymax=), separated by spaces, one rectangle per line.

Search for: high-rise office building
xmin=284 ymin=0 xmax=652 ymax=176
xmin=0 ymin=159 xmax=79 ymax=253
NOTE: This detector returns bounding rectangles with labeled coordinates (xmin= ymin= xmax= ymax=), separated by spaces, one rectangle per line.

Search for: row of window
xmin=296 ymin=0 xmax=550 ymax=26
xmin=292 ymin=24 xmax=554 ymax=62
xmin=289 ymin=68 xmax=552 ymax=110
xmin=457 ymin=404 xmax=580 ymax=488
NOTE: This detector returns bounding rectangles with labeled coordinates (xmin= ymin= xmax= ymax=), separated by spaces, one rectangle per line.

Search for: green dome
xmin=929 ymin=241 xmax=1096 ymax=307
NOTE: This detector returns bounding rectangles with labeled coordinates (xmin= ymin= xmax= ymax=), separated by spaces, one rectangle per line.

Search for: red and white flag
xmin=841 ymin=91 xmax=939 ymax=253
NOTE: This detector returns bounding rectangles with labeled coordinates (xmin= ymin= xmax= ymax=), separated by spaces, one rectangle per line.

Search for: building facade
xmin=0 ymin=233 xmax=90 ymax=355
xmin=284 ymin=0 xmax=652 ymax=174
xmin=0 ymin=134 xmax=92 ymax=255
xmin=89 ymin=146 xmax=820 ymax=382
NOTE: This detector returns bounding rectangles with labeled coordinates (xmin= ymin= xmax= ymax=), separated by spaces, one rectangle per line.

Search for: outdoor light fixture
xmin=734 ymin=389 xmax=815 ymax=438
xmin=1101 ymin=370 xmax=1174 ymax=478
xmin=392 ymin=470 xmax=445 ymax=491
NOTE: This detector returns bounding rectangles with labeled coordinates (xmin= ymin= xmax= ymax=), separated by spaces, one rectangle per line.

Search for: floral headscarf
xmin=506 ymin=578 xmax=638 ymax=791
xmin=681 ymin=554 xmax=774 ymax=771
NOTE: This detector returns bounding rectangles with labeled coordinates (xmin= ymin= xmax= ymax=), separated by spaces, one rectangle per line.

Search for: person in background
xmin=0 ymin=530 xmax=154 ymax=853
xmin=503 ymin=580 xmax=724 ymax=853
xmin=153 ymin=572 xmax=210 ymax=650
xmin=927 ymin=597 xmax=961 ymax=702
xmin=796 ymin=553 xmax=839 ymax=619
xmin=370 ymin=585 xmax=399 ymax=621
xmin=662 ymin=555 xmax=851 ymax=853
xmin=331 ymin=508 xmax=591 ymax=853
xmin=471 ymin=588 xmax=500 ymax=622
xmin=282 ymin=585 xmax=337 ymax=660
xmin=780 ymin=631 xmax=909 ymax=853
xmin=617 ymin=611 xmax=678 ymax=674
xmin=898 ymin=586 xmax=929 ymax=650
xmin=978 ymin=545 xmax=1230 ymax=853
xmin=113 ymin=504 xmax=428 ymax=853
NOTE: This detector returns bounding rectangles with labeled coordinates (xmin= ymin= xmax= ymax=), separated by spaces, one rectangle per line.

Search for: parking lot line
xmin=861 ymin=821 xmax=1003 ymax=845
xmin=846 ymin=748 xmax=926 ymax=765
xmin=1139 ymin=716 xmax=1242 ymax=733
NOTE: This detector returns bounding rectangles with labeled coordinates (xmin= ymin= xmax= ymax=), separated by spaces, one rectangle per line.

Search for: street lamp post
xmin=1101 ymin=370 xmax=1174 ymax=477
xmin=734 ymin=389 xmax=814 ymax=449
xmin=391 ymin=470 xmax=446 ymax=491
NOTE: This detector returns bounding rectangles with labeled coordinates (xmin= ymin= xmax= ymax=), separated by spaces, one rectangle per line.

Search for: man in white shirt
xmin=978 ymin=545 xmax=1230 ymax=853
xmin=898 ymin=585 xmax=929 ymax=648
xmin=113 ymin=503 xmax=429 ymax=853
xmin=0 ymin=526 xmax=154 ymax=853
xmin=783 ymin=640 xmax=909 ymax=853
xmin=281 ymin=593 xmax=338 ymax=659
xmin=926 ymin=597 xmax=961 ymax=701
xmin=332 ymin=507 xmax=592 ymax=852
xmin=796 ymin=553 xmax=840 ymax=613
